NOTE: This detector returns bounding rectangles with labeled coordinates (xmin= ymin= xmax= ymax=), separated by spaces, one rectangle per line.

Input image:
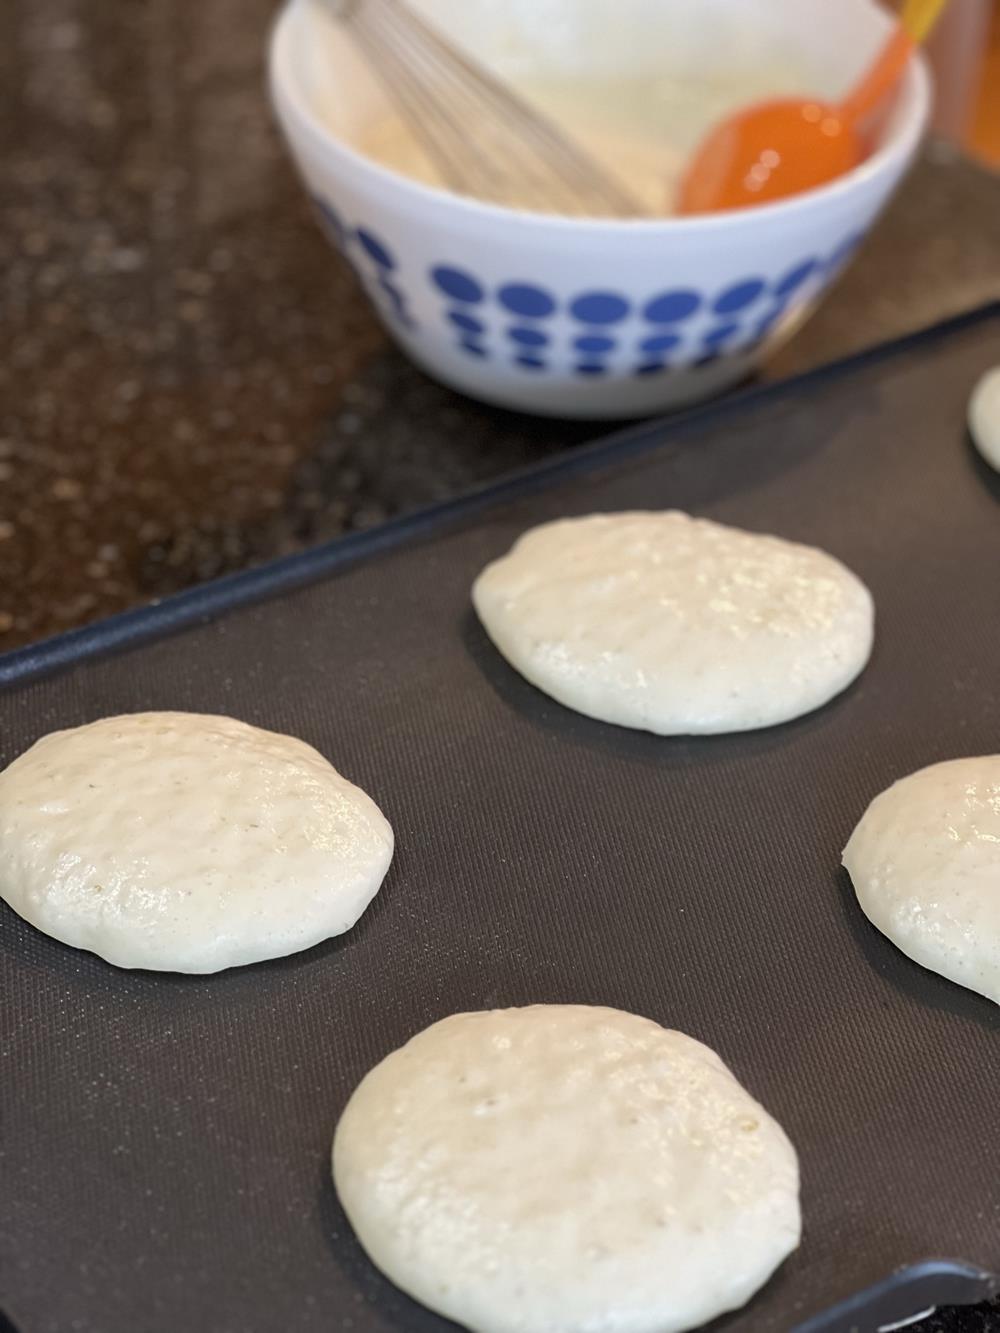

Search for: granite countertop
xmin=3 ymin=1 xmax=1000 ymax=656
xmin=2 ymin=3 xmax=1000 ymax=1330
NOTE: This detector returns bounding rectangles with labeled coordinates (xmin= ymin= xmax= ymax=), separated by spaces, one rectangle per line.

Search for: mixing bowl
xmin=270 ymin=0 xmax=930 ymax=419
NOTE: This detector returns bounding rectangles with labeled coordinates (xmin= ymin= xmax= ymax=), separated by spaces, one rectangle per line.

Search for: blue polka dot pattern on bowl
xmin=693 ymin=351 xmax=721 ymax=369
xmin=305 ymin=203 xmax=873 ymax=378
xmin=640 ymin=332 xmax=681 ymax=355
xmin=775 ymin=258 xmax=818 ymax=298
xmin=753 ymin=302 xmax=790 ymax=340
xmin=449 ymin=311 xmax=485 ymax=334
xmin=713 ymin=279 xmax=766 ymax=315
xmin=569 ymin=292 xmax=630 ymax=325
xmin=575 ymin=335 xmax=616 ymax=354
xmin=702 ymin=322 xmax=741 ymax=349
xmin=378 ymin=277 xmax=407 ymax=313
xmin=644 ymin=290 xmax=701 ymax=323
xmin=312 ymin=210 xmax=416 ymax=330
xmin=508 ymin=327 xmax=549 ymax=347
xmin=357 ymin=228 xmax=395 ymax=270
xmin=311 ymin=196 xmax=347 ymax=249
xmin=431 ymin=266 xmax=491 ymax=354
xmin=422 ymin=226 xmax=869 ymax=371
xmin=479 ymin=218 xmax=873 ymax=371
xmin=498 ymin=283 xmax=557 ymax=318
xmin=432 ymin=266 xmax=485 ymax=304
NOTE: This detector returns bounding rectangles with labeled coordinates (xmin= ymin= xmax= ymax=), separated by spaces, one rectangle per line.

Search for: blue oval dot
xmin=754 ymin=302 xmax=789 ymax=338
xmin=713 ymin=279 xmax=765 ymax=315
xmin=643 ymin=290 xmax=701 ymax=323
xmin=459 ymin=339 xmax=488 ymax=358
xmin=570 ymin=291 xmax=630 ymax=324
xmin=516 ymin=355 xmax=546 ymax=371
xmin=378 ymin=278 xmax=405 ymax=307
xmin=356 ymin=228 xmax=395 ymax=270
xmin=703 ymin=322 xmax=740 ymax=348
xmin=574 ymin=334 xmax=615 ymax=354
xmin=498 ymin=283 xmax=556 ymax=318
xmin=507 ymin=326 xmax=548 ymax=347
xmin=774 ymin=258 xmax=818 ymax=298
xmin=575 ymin=363 xmax=607 ymax=376
xmin=640 ymin=332 xmax=681 ymax=354
xmin=635 ymin=361 xmax=669 ymax=376
xmin=448 ymin=310 xmax=484 ymax=334
xmin=313 ymin=196 xmax=345 ymax=245
xmin=432 ymin=266 xmax=484 ymax=303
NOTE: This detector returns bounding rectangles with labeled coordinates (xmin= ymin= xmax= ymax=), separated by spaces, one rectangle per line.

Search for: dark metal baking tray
xmin=2 ymin=306 xmax=1000 ymax=1333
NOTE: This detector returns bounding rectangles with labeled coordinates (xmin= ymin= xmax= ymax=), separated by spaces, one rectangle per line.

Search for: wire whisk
xmin=325 ymin=0 xmax=646 ymax=218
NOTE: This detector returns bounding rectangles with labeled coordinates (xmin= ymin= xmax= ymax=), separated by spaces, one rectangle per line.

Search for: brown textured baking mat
xmin=2 ymin=307 xmax=1000 ymax=1333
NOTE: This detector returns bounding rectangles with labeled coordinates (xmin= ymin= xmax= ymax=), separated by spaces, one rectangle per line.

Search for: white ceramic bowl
xmin=270 ymin=0 xmax=930 ymax=419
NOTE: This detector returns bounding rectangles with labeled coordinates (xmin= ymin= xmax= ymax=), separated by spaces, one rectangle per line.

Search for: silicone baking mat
xmin=2 ymin=307 xmax=1000 ymax=1333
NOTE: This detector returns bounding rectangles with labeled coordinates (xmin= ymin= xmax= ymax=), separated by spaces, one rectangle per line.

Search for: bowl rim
xmin=269 ymin=0 xmax=932 ymax=233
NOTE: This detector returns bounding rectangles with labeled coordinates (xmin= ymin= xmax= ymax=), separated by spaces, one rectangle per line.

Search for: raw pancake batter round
xmin=843 ymin=755 xmax=1000 ymax=1005
xmin=333 ymin=1004 xmax=801 ymax=1333
xmin=472 ymin=511 xmax=874 ymax=734
xmin=0 ymin=711 xmax=393 ymax=973
xmin=968 ymin=365 xmax=1000 ymax=472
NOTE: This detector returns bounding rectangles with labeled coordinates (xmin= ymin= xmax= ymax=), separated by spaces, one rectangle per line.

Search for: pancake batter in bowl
xmin=356 ymin=66 xmax=816 ymax=213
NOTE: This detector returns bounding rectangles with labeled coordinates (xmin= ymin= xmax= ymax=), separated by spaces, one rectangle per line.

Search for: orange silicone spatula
xmin=676 ymin=0 xmax=946 ymax=215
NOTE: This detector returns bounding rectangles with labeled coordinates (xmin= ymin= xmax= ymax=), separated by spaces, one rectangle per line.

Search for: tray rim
xmin=3 ymin=301 xmax=1000 ymax=1333
xmin=2 ymin=299 xmax=998 ymax=693
xmin=795 ymin=1260 xmax=999 ymax=1332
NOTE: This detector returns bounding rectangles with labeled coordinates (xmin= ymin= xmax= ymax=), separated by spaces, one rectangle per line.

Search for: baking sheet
xmin=2 ymin=308 xmax=1000 ymax=1333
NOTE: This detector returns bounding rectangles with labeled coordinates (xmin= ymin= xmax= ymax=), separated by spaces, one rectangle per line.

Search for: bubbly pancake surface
xmin=0 ymin=711 xmax=393 ymax=973
xmin=333 ymin=1004 xmax=801 ymax=1333
xmin=473 ymin=511 xmax=874 ymax=734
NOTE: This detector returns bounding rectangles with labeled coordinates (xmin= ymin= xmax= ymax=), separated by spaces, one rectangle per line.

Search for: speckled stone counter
xmin=1 ymin=0 xmax=1000 ymax=655
xmin=2 ymin=0 xmax=1000 ymax=656
xmin=2 ymin=4 xmax=1000 ymax=1330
